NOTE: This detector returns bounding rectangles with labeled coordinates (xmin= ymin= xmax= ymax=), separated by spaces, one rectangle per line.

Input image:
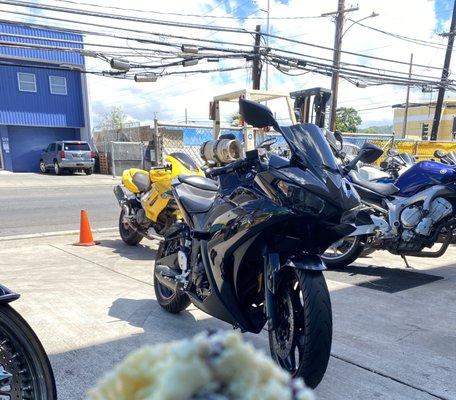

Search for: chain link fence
xmin=157 ymin=122 xmax=242 ymax=166
xmin=92 ymin=122 xmax=155 ymax=175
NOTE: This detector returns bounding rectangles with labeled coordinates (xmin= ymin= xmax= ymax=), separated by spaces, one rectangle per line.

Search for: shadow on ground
xmin=99 ymin=239 xmax=157 ymax=261
xmin=324 ymin=263 xmax=444 ymax=293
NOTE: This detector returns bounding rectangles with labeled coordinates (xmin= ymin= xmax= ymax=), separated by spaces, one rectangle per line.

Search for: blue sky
xmin=435 ymin=0 xmax=453 ymax=30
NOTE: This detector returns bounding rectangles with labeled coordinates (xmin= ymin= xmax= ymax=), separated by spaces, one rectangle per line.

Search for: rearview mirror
xmin=334 ymin=131 xmax=343 ymax=150
xmin=359 ymin=143 xmax=384 ymax=164
xmin=344 ymin=142 xmax=383 ymax=173
xmin=239 ymin=99 xmax=278 ymax=130
xmin=387 ymin=148 xmax=399 ymax=156
xmin=434 ymin=149 xmax=445 ymax=158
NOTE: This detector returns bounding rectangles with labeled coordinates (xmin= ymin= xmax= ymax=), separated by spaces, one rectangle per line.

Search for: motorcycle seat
xmin=177 ymin=175 xmax=219 ymax=191
xmin=132 ymin=171 xmax=151 ymax=192
xmin=349 ymin=171 xmax=399 ymax=196
xmin=175 ymin=177 xmax=218 ymax=214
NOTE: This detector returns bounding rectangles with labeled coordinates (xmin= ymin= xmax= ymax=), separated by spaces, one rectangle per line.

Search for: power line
xmin=0 ymin=0 xmax=445 ymax=71
xmin=0 ymin=0 xmax=250 ymax=34
xmin=1 ymin=14 xmax=445 ymax=86
xmin=53 ymin=0 xmax=324 ymax=20
xmin=351 ymin=20 xmax=448 ymax=50
xmin=0 ymin=10 xmax=253 ymax=51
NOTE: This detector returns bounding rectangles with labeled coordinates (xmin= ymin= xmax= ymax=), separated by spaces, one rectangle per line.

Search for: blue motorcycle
xmin=322 ymin=136 xmax=456 ymax=268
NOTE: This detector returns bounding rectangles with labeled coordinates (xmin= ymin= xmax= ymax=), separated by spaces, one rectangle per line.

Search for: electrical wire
xmin=0 ymin=0 xmax=445 ymax=71
xmin=350 ymin=20 xmax=448 ymax=50
xmin=1 ymin=13 xmax=447 ymax=87
xmin=52 ymin=0 xmax=324 ymax=20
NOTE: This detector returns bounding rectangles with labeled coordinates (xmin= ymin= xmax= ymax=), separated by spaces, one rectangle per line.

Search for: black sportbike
xmin=0 ymin=284 xmax=56 ymax=399
xmin=153 ymin=99 xmax=360 ymax=388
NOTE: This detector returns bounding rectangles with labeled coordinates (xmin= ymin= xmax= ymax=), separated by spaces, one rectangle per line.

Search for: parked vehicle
xmin=113 ymin=153 xmax=204 ymax=245
xmin=39 ymin=141 xmax=95 ymax=175
xmin=434 ymin=149 xmax=456 ymax=165
xmin=153 ymin=99 xmax=363 ymax=388
xmin=378 ymin=149 xmax=415 ymax=180
xmin=322 ymin=134 xmax=456 ymax=268
xmin=0 ymin=284 xmax=56 ymax=399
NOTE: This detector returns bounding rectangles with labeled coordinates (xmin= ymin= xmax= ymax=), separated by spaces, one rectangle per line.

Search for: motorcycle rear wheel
xmin=119 ymin=209 xmax=143 ymax=246
xmin=268 ymin=268 xmax=332 ymax=389
xmin=153 ymin=239 xmax=190 ymax=314
xmin=0 ymin=304 xmax=57 ymax=399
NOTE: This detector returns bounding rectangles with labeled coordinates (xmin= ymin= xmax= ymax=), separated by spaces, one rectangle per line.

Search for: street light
xmin=325 ymin=9 xmax=379 ymax=130
xmin=343 ymin=12 xmax=380 ymax=37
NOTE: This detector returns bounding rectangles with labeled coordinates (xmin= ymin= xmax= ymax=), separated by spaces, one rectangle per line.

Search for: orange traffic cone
xmin=74 ymin=210 xmax=100 ymax=246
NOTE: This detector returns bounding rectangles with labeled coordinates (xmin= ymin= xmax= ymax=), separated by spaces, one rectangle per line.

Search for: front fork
xmin=264 ymin=252 xmax=281 ymax=331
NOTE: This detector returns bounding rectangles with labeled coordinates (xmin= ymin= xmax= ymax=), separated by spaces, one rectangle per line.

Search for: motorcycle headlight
xmin=276 ymin=180 xmax=326 ymax=215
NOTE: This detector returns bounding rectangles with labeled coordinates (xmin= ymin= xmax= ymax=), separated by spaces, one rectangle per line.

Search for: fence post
xmin=110 ymin=141 xmax=116 ymax=178
xmin=153 ymin=118 xmax=161 ymax=166
xmin=140 ymin=142 xmax=145 ymax=170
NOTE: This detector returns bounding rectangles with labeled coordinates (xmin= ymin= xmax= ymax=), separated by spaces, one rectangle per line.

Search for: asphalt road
xmin=0 ymin=185 xmax=119 ymax=236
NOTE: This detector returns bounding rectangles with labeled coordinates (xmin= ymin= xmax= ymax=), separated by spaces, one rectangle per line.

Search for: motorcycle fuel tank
xmin=395 ymin=160 xmax=456 ymax=196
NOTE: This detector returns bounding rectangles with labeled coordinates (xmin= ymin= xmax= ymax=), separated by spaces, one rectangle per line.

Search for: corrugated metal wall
xmin=0 ymin=22 xmax=84 ymax=65
xmin=8 ymin=126 xmax=78 ymax=172
xmin=0 ymin=62 xmax=85 ymax=127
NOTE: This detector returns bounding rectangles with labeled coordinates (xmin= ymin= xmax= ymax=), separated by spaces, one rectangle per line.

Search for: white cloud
xmin=1 ymin=0 xmax=451 ymax=129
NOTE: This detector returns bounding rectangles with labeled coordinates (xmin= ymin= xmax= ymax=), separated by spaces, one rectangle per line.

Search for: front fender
xmin=286 ymin=255 xmax=327 ymax=272
xmin=265 ymin=253 xmax=325 ymax=330
xmin=0 ymin=284 xmax=19 ymax=304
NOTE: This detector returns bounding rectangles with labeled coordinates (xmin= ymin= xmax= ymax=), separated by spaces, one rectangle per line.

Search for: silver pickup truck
xmin=39 ymin=141 xmax=95 ymax=175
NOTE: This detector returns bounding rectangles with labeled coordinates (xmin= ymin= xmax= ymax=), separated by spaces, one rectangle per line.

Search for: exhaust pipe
xmin=154 ymin=264 xmax=180 ymax=292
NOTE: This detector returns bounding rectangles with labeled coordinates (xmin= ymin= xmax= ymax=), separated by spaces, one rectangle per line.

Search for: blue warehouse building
xmin=0 ymin=22 xmax=90 ymax=172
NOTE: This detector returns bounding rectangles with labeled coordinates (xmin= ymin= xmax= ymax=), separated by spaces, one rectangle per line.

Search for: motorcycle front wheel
xmin=268 ymin=268 xmax=332 ymax=389
xmin=0 ymin=304 xmax=57 ymax=399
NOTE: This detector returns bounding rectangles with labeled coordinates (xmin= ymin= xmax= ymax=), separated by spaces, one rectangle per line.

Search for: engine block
xmin=415 ymin=197 xmax=452 ymax=236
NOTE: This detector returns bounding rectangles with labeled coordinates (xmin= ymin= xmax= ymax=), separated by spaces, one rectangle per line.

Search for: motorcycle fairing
xmin=0 ymin=284 xmax=19 ymax=303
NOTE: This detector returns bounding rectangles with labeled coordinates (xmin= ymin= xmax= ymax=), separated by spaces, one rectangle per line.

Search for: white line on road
xmin=0 ymin=227 xmax=117 ymax=241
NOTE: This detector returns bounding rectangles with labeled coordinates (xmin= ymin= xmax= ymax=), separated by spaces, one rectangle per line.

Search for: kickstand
xmin=401 ymin=255 xmax=413 ymax=269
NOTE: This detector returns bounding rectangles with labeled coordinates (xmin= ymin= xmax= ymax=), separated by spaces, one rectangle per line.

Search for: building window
xmin=49 ymin=76 xmax=67 ymax=95
xmin=17 ymin=72 xmax=37 ymax=92
xmin=421 ymin=123 xmax=429 ymax=140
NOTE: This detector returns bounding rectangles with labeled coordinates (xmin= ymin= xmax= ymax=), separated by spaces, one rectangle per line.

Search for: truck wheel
xmin=85 ymin=168 xmax=93 ymax=175
xmin=53 ymin=162 xmax=61 ymax=175
xmin=39 ymin=160 xmax=48 ymax=173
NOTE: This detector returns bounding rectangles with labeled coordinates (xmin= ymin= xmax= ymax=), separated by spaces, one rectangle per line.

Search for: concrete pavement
xmin=1 ymin=231 xmax=454 ymax=400
xmin=0 ymin=173 xmax=120 ymax=236
xmin=0 ymin=171 xmax=118 ymax=188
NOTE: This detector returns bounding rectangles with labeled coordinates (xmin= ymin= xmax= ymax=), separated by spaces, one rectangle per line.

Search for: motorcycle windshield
xmin=399 ymin=153 xmax=415 ymax=165
xmin=279 ymin=123 xmax=360 ymax=211
xmin=280 ymin=123 xmax=339 ymax=174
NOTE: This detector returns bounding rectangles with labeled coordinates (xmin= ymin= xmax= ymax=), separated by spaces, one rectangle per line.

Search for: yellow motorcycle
xmin=113 ymin=152 xmax=204 ymax=245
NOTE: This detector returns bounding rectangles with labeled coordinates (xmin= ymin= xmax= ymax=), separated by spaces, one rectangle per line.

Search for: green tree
xmin=230 ymin=112 xmax=241 ymax=127
xmin=100 ymin=106 xmax=127 ymax=133
xmin=335 ymin=107 xmax=362 ymax=133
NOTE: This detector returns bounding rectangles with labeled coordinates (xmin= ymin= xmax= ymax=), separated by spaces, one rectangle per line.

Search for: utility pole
xmin=329 ymin=0 xmax=345 ymax=131
xmin=265 ymin=0 xmax=270 ymax=91
xmin=402 ymin=53 xmax=413 ymax=138
xmin=431 ymin=0 xmax=456 ymax=141
xmin=252 ymin=24 xmax=262 ymax=90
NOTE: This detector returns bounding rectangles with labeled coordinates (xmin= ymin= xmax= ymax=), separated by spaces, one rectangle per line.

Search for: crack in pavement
xmin=330 ymin=354 xmax=449 ymax=400
xmin=49 ymin=244 xmax=154 ymax=288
